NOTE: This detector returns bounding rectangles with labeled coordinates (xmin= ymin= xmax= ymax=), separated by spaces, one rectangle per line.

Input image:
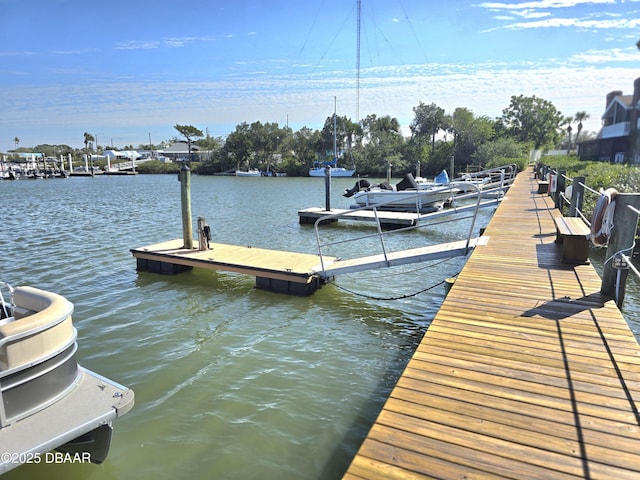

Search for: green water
xmin=3 ymin=174 xmax=637 ymax=479
xmin=1 ymin=174 xmax=485 ymax=479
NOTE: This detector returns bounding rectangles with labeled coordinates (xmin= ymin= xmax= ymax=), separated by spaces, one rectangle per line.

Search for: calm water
xmin=0 ymin=174 xmax=483 ymax=480
xmin=1 ymin=174 xmax=638 ymax=480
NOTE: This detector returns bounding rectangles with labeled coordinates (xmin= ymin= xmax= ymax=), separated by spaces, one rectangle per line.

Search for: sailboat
xmin=309 ymin=99 xmax=355 ymax=177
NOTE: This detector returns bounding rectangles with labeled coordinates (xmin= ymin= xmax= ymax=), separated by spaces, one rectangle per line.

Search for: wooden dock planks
xmin=131 ymin=239 xmax=335 ymax=284
xmin=343 ymin=168 xmax=640 ymax=479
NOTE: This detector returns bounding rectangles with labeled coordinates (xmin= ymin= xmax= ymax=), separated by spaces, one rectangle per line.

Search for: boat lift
xmin=132 ymin=176 xmax=496 ymax=295
xmin=310 ymin=180 xmax=492 ymax=282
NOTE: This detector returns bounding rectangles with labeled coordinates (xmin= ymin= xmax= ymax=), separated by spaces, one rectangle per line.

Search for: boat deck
xmin=343 ymin=168 xmax=640 ymax=479
xmin=0 ymin=368 xmax=134 ymax=473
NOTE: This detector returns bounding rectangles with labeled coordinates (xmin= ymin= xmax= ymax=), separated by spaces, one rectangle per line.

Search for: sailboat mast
xmin=356 ymin=0 xmax=361 ymax=123
xmin=333 ymin=96 xmax=338 ymax=163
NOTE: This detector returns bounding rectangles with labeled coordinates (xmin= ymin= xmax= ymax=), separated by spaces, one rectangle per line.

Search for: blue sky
xmin=1 ymin=0 xmax=639 ymax=152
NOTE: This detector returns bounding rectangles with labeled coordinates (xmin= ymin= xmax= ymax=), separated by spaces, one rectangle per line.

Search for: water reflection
xmin=2 ymin=175 xmax=464 ymax=480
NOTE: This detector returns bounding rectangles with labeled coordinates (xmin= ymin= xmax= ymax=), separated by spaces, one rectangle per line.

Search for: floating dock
xmin=343 ymin=168 xmax=640 ymax=478
xmin=131 ymin=235 xmax=483 ymax=295
xmin=298 ymin=198 xmax=503 ymax=229
xmin=131 ymin=239 xmax=337 ymax=295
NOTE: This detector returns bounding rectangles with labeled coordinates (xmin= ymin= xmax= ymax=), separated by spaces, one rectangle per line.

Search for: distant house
xmin=579 ymin=77 xmax=640 ymax=163
xmin=160 ymin=142 xmax=204 ymax=162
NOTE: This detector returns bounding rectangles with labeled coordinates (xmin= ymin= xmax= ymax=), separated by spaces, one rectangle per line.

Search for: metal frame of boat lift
xmin=310 ymin=179 xmax=501 ymax=280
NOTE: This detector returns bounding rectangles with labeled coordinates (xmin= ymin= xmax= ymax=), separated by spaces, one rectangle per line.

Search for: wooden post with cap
xmin=179 ymin=163 xmax=193 ymax=249
xmin=600 ymin=193 xmax=640 ymax=306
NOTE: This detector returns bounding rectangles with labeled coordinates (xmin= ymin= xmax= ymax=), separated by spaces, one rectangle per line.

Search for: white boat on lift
xmin=0 ymin=282 xmax=134 ymax=474
xmin=344 ymin=171 xmax=458 ymax=213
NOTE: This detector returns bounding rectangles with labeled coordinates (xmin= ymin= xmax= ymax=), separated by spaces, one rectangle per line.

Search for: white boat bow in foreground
xmin=0 ymin=283 xmax=134 ymax=474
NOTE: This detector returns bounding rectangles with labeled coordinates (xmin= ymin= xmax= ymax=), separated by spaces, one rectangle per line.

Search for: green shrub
xmin=539 ymin=156 xmax=640 ymax=219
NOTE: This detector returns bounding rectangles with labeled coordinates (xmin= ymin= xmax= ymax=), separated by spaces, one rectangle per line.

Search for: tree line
xmin=11 ymin=94 xmax=594 ymax=178
xmin=181 ymin=94 xmax=589 ymax=177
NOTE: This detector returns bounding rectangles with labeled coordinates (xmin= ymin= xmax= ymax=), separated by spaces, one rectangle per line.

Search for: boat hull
xmin=351 ymin=188 xmax=455 ymax=213
xmin=235 ymin=170 xmax=261 ymax=177
xmin=0 ymin=285 xmax=134 ymax=473
xmin=309 ymin=167 xmax=355 ymax=177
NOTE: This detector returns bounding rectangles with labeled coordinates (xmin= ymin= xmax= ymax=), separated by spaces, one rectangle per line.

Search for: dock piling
xmin=197 ymin=216 xmax=211 ymax=251
xmin=324 ymin=166 xmax=331 ymax=211
xmin=568 ymin=175 xmax=585 ymax=217
xmin=179 ymin=163 xmax=193 ymax=249
xmin=601 ymin=193 xmax=640 ymax=306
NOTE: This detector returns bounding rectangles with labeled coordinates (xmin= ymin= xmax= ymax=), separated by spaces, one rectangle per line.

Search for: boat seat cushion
xmin=0 ymin=287 xmax=75 ymax=371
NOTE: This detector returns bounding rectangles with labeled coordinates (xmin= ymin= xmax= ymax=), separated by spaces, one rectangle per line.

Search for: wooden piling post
xmin=179 ymin=163 xmax=193 ymax=249
xmin=600 ymin=193 xmax=640 ymax=306
xmin=324 ymin=166 xmax=331 ymax=211
xmin=555 ymin=170 xmax=566 ymax=211
xmin=568 ymin=176 xmax=585 ymax=217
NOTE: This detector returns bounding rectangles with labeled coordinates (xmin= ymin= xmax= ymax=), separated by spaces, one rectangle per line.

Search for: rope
xmin=340 ymin=255 xmax=457 ymax=279
xmin=334 ymin=271 xmax=460 ymax=301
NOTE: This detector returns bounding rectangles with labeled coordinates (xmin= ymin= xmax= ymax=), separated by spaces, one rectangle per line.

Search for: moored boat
xmin=309 ymin=98 xmax=355 ymax=177
xmin=309 ymin=163 xmax=356 ymax=177
xmin=344 ymin=172 xmax=458 ymax=213
xmin=0 ymin=282 xmax=134 ymax=473
xmin=235 ymin=169 xmax=261 ymax=177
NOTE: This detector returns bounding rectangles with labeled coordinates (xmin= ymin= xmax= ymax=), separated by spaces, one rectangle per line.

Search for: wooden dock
xmin=344 ymin=168 xmax=640 ymax=479
xmin=131 ymin=239 xmax=337 ymax=295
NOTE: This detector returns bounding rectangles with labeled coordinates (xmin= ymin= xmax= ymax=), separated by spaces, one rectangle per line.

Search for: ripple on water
xmin=10 ymin=176 xmax=626 ymax=480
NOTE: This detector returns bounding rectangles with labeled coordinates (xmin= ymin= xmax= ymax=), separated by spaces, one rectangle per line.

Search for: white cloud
xmin=477 ymin=0 xmax=637 ymax=31
xmin=115 ymin=40 xmax=160 ymax=50
xmin=502 ymin=17 xmax=640 ymax=29
xmin=478 ymin=0 xmax=616 ymax=9
xmin=515 ymin=10 xmax=552 ymax=18
xmin=570 ymin=46 xmax=640 ymax=63
xmin=2 ymin=59 xmax=634 ymax=149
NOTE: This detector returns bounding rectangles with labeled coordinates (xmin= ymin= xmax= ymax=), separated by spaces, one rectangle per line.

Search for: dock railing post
xmin=600 ymin=193 xmax=640 ymax=306
xmin=179 ymin=163 xmax=193 ymax=249
xmin=568 ymin=176 xmax=585 ymax=217
xmin=324 ymin=166 xmax=331 ymax=211
xmin=556 ymin=169 xmax=566 ymax=211
xmin=197 ymin=216 xmax=211 ymax=251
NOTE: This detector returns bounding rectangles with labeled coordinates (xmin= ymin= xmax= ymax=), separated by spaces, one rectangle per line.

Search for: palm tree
xmin=574 ymin=112 xmax=590 ymax=146
xmin=563 ymin=116 xmax=573 ymax=154
xmin=83 ymin=132 xmax=95 ymax=175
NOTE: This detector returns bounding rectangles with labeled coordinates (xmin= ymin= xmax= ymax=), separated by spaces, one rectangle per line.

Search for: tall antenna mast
xmin=356 ymin=0 xmax=361 ymax=123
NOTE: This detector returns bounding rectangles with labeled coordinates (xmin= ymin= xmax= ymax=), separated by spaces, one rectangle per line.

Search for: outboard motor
xmin=343 ymin=179 xmax=371 ymax=198
xmin=396 ymin=173 xmax=419 ymax=191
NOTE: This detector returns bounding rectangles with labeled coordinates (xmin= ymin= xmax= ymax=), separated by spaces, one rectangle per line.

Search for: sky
xmin=1 ymin=0 xmax=639 ymax=152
